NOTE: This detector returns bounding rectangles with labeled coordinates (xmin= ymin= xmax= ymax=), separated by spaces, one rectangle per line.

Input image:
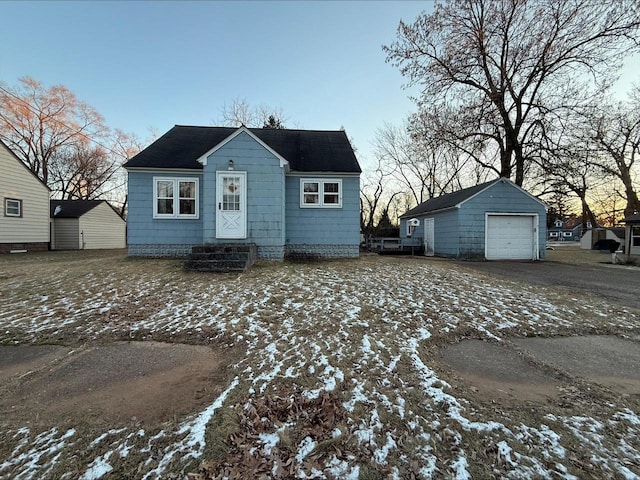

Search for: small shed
xmin=399 ymin=178 xmax=547 ymax=260
xmin=50 ymin=200 xmax=125 ymax=250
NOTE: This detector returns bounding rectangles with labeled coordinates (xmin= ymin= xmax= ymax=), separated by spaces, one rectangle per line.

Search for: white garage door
xmin=486 ymin=215 xmax=536 ymax=260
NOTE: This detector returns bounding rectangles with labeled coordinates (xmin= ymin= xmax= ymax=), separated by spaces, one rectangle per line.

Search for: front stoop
xmin=184 ymin=244 xmax=257 ymax=272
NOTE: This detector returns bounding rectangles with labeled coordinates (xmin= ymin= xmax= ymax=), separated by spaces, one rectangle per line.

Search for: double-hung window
xmin=633 ymin=226 xmax=640 ymax=248
xmin=300 ymin=179 xmax=342 ymax=208
xmin=153 ymin=177 xmax=198 ymax=219
xmin=4 ymin=198 xmax=22 ymax=217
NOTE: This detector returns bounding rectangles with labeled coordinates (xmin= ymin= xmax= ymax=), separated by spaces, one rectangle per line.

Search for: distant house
xmin=50 ymin=200 xmax=125 ymax=250
xmin=547 ymin=217 xmax=585 ymax=242
xmin=399 ymin=178 xmax=547 ymax=260
xmin=0 ymin=139 xmax=50 ymax=253
xmin=123 ymin=125 xmax=361 ymax=260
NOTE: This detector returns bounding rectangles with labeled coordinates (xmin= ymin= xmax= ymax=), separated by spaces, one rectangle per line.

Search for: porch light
xmin=228 ymin=159 xmax=234 ymax=170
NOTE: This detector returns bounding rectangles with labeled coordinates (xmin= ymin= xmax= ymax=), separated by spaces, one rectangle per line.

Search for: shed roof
xmin=623 ymin=213 xmax=640 ymax=224
xmin=123 ymin=125 xmax=361 ymax=173
xmin=50 ymin=199 xmax=121 ymax=219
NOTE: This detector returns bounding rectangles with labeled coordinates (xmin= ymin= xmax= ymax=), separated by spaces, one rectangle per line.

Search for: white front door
xmin=424 ymin=217 xmax=434 ymax=256
xmin=216 ymin=172 xmax=246 ymax=239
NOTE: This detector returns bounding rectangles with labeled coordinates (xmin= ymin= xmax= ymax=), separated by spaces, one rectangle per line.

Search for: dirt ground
xmin=440 ymin=335 xmax=640 ymax=404
xmin=0 ymin=341 xmax=236 ymax=427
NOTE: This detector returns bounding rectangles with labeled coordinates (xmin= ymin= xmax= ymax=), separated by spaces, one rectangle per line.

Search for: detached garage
xmin=50 ymin=200 xmax=126 ymax=250
xmin=399 ymin=178 xmax=547 ymax=260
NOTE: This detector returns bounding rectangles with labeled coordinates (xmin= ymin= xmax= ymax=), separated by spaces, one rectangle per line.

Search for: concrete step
xmin=188 ymin=252 xmax=250 ymax=261
xmin=191 ymin=244 xmax=257 ymax=254
xmin=184 ymin=243 xmax=257 ymax=272
xmin=184 ymin=259 xmax=248 ymax=272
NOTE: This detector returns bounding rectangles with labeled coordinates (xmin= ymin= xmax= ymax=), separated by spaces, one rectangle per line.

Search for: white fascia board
xmin=125 ymin=167 xmax=203 ymax=175
xmin=196 ymin=126 xmax=290 ymax=170
xmin=286 ymin=171 xmax=360 ymax=177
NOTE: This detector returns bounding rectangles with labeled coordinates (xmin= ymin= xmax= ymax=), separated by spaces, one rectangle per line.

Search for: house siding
xmin=53 ymin=218 xmax=80 ymax=250
xmin=459 ymin=181 xmax=546 ymax=259
xmin=125 ymin=129 xmax=361 ymax=260
xmin=78 ymin=203 xmax=126 ymax=249
xmin=203 ymin=131 xmax=286 ymax=259
xmin=285 ymin=176 xmax=360 ymax=258
xmin=126 ymin=171 xmax=203 ymax=256
xmin=400 ymin=210 xmax=459 ymax=257
xmin=0 ymin=142 xmax=50 ymax=250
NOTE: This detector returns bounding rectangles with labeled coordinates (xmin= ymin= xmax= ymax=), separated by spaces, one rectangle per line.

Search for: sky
xmin=1 ymin=0 xmax=637 ymax=175
xmin=1 ymin=0 xmax=433 ymax=170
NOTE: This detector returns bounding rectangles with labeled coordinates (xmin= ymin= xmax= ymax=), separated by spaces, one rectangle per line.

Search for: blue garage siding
xmin=431 ymin=210 xmax=459 ymax=257
xmin=202 ymin=131 xmax=286 ymax=258
xmin=400 ymin=210 xmax=459 ymax=256
xmin=126 ymin=171 xmax=203 ymax=255
xmin=458 ymin=181 xmax=547 ymax=259
xmin=285 ymin=176 xmax=360 ymax=256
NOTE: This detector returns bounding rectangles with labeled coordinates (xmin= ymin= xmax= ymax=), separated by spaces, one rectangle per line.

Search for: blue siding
xmin=127 ymin=130 xmax=361 ymax=258
xmin=400 ymin=210 xmax=459 ymax=256
xmin=285 ymin=176 xmax=360 ymax=246
xmin=126 ymin=171 xmax=203 ymax=246
xmin=203 ymin=132 xmax=285 ymax=247
xmin=400 ymin=180 xmax=547 ymax=259
xmin=459 ymin=181 xmax=547 ymax=259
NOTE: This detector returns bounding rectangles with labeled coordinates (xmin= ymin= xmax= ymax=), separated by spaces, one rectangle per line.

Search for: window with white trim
xmin=562 ymin=231 xmax=572 ymax=237
xmin=153 ymin=177 xmax=198 ymax=219
xmin=633 ymin=226 xmax=640 ymax=247
xmin=4 ymin=198 xmax=22 ymax=217
xmin=300 ymin=179 xmax=342 ymax=208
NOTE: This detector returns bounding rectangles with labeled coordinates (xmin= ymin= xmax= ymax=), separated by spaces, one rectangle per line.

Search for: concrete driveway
xmin=454 ymin=247 xmax=640 ymax=311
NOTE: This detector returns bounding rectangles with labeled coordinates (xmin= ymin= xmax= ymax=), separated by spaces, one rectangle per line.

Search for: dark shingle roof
xmin=623 ymin=213 xmax=640 ymax=224
xmin=50 ymin=200 xmax=118 ymax=218
xmin=123 ymin=126 xmax=361 ymax=173
xmin=401 ymin=179 xmax=501 ymax=218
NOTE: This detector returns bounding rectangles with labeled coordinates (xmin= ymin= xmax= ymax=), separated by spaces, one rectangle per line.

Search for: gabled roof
xmin=400 ymin=178 xmax=545 ymax=218
xmin=624 ymin=213 xmax=640 ymax=224
xmin=50 ymin=199 xmax=122 ymax=219
xmin=123 ymin=125 xmax=361 ymax=173
xmin=0 ymin=138 xmax=50 ymax=191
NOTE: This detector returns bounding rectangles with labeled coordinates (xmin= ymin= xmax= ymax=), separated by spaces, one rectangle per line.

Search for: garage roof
xmin=51 ymin=200 xmax=122 ymax=219
xmin=400 ymin=178 xmax=545 ymax=218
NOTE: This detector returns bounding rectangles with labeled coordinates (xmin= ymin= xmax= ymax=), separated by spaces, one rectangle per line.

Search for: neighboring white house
xmin=50 ymin=200 xmax=126 ymax=250
xmin=0 ymin=139 xmax=50 ymax=253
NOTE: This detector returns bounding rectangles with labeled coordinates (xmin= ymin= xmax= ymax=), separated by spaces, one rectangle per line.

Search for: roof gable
xmin=0 ymin=139 xmax=50 ymax=191
xmin=50 ymin=199 xmax=121 ymax=219
xmin=123 ymin=125 xmax=361 ymax=173
xmin=401 ymin=178 xmax=546 ymax=218
xmin=196 ymin=127 xmax=289 ymax=168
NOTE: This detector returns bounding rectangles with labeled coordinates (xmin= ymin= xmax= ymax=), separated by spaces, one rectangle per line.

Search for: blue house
xmin=547 ymin=217 xmax=584 ymax=242
xmin=123 ymin=126 xmax=361 ymax=260
xmin=399 ymin=178 xmax=547 ymax=260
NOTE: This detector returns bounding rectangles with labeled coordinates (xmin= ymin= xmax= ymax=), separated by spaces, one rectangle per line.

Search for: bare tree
xmin=588 ymin=90 xmax=640 ymax=217
xmin=0 ymin=77 xmax=108 ymax=184
xmin=372 ymin=120 xmax=485 ymax=207
xmin=384 ymin=0 xmax=640 ymax=185
xmin=49 ymin=144 xmax=120 ymax=200
xmin=217 ymin=98 xmax=287 ymax=128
